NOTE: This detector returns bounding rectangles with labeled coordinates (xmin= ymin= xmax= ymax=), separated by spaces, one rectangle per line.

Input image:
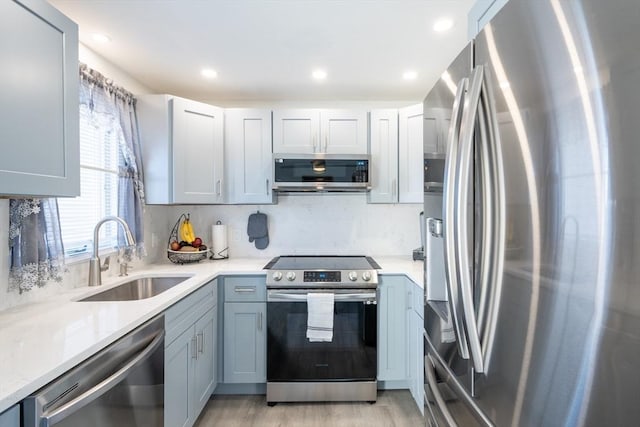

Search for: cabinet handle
xmin=266 ymin=179 xmax=270 ymax=195
xmin=324 ymin=136 xmax=328 ymax=152
xmin=235 ymin=286 xmax=256 ymax=293
xmin=257 ymin=312 xmax=263 ymax=331
xmin=191 ymin=336 xmax=198 ymax=360
xmin=407 ymin=290 xmax=412 ymax=310
xmin=216 ymin=179 xmax=222 ymax=196
xmin=313 ymin=135 xmax=317 ymax=152
xmin=197 ymin=331 xmax=204 ymax=354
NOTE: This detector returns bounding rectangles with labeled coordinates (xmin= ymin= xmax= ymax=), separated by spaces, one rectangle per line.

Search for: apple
xmin=170 ymin=241 xmax=180 ymax=251
xmin=192 ymin=237 xmax=203 ymax=247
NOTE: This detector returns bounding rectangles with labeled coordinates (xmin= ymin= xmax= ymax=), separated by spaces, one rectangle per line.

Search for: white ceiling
xmin=49 ymin=0 xmax=474 ymax=105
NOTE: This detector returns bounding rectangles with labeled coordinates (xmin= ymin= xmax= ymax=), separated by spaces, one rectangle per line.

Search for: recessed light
xmin=201 ymin=68 xmax=218 ymax=79
xmin=433 ymin=18 xmax=454 ymax=33
xmin=312 ymin=69 xmax=327 ymax=80
xmin=91 ymin=33 xmax=111 ymax=43
xmin=403 ymin=71 xmax=418 ymax=81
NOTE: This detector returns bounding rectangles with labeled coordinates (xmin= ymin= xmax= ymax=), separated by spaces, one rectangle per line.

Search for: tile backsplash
xmin=149 ymin=195 xmax=422 ymax=262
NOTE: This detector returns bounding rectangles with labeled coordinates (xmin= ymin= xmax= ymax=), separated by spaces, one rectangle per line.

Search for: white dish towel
xmin=306 ymin=293 xmax=334 ymax=342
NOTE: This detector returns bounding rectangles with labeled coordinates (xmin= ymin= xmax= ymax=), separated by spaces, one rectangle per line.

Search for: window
xmin=57 ymin=103 xmax=122 ymax=258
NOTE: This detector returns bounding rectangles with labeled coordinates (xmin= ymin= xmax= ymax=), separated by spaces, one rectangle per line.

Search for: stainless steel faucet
xmin=88 ymin=216 xmax=136 ymax=286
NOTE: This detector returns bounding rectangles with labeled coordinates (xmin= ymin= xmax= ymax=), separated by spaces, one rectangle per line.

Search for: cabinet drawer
xmin=223 ymin=275 xmax=266 ymax=302
xmin=165 ymin=280 xmax=216 ymax=345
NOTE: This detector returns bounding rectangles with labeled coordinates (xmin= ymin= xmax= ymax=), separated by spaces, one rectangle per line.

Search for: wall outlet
xmin=231 ymin=227 xmax=242 ymax=242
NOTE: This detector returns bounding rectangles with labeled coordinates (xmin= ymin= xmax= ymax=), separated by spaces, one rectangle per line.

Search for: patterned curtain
xmin=79 ymin=64 xmax=146 ymax=257
xmin=9 ymin=199 xmax=65 ymax=292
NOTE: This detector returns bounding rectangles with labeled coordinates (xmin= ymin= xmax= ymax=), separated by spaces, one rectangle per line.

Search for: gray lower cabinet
xmin=377 ymin=276 xmax=408 ymax=383
xmin=406 ymin=280 xmax=425 ymax=415
xmin=0 ymin=0 xmax=79 ymax=197
xmin=222 ymin=275 xmax=267 ymax=384
xmin=0 ymin=405 xmax=19 ymax=427
xmin=223 ymin=302 xmax=266 ymax=383
xmin=165 ymin=281 xmax=217 ymax=427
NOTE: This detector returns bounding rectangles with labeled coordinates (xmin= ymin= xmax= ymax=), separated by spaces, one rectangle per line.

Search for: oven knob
xmin=362 ymin=271 xmax=372 ymax=282
xmin=286 ymin=271 xmax=296 ymax=281
xmin=272 ymin=271 xmax=283 ymax=282
xmin=348 ymin=271 xmax=358 ymax=281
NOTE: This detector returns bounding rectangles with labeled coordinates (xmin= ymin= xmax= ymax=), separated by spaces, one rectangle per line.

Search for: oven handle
xmin=40 ymin=329 xmax=164 ymax=427
xmin=267 ymin=291 xmax=376 ymax=303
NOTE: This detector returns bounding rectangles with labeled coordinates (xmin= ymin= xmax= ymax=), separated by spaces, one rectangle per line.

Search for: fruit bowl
xmin=167 ymin=248 xmax=210 ymax=264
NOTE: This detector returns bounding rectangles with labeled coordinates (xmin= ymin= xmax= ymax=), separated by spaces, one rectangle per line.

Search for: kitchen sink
xmin=78 ymin=276 xmax=191 ymax=302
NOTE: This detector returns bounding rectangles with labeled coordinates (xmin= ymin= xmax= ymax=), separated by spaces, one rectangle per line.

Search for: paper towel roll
xmin=211 ymin=222 xmax=229 ymax=259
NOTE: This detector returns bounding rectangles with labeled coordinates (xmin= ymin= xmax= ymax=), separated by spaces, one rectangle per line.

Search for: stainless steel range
xmin=264 ymin=255 xmax=380 ymax=405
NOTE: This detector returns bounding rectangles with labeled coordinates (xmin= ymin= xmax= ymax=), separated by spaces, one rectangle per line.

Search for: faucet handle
xmin=101 ymin=256 xmax=111 ymax=272
xmin=119 ymin=262 xmax=133 ymax=277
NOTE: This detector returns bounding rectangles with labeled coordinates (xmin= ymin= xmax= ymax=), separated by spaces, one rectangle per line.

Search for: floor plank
xmin=195 ymin=390 xmax=424 ymax=427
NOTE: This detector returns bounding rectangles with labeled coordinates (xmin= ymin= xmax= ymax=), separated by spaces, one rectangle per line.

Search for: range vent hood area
xmin=272 ymin=154 xmax=371 ymax=193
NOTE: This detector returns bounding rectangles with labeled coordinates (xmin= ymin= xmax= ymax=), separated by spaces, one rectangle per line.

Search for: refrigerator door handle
xmin=455 ymin=65 xmax=486 ymax=373
xmin=442 ymin=77 xmax=470 ymax=360
xmin=425 ymin=331 xmax=495 ymax=427
xmin=425 ymin=354 xmax=458 ymax=427
xmin=477 ymin=65 xmax=507 ymax=372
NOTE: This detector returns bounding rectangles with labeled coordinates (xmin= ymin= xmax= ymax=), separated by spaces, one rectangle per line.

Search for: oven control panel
xmin=304 ymin=271 xmax=341 ymax=282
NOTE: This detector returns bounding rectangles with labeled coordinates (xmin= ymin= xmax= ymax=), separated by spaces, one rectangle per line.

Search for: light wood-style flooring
xmin=194 ymin=390 xmax=424 ymax=427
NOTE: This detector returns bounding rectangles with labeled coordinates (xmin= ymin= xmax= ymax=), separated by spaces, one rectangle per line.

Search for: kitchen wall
xmin=0 ymin=45 xmax=423 ymax=311
xmin=147 ymin=196 xmax=423 ymax=262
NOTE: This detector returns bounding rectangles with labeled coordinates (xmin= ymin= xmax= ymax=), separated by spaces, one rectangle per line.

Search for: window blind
xmin=58 ymin=104 xmax=122 ymax=257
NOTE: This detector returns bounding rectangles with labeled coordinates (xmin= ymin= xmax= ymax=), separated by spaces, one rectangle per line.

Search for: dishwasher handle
xmin=41 ymin=329 xmax=165 ymax=427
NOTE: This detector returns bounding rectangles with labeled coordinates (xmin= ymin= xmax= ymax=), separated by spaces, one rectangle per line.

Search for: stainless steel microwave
xmin=272 ymin=154 xmax=370 ymax=192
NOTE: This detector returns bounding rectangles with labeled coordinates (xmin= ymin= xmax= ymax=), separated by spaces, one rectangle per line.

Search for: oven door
xmin=267 ymin=289 xmax=377 ymax=382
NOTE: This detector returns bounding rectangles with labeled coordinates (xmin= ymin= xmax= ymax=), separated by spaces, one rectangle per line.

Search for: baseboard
xmin=213 ymin=383 xmax=267 ymax=395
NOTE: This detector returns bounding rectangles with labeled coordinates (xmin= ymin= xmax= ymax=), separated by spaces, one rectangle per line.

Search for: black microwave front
xmin=272 ymin=154 xmax=370 ymax=192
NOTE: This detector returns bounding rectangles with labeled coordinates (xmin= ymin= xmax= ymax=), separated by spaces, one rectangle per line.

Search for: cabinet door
xmin=225 ymin=109 xmax=274 ymax=204
xmin=321 ymin=109 xmax=368 ymax=154
xmin=272 ymin=109 xmax=319 ymax=154
xmin=165 ymin=326 xmax=195 ymax=427
xmin=398 ymin=104 xmax=424 ymax=204
xmin=0 ymin=405 xmax=19 ymax=427
xmin=193 ymin=306 xmax=216 ymax=418
xmin=172 ymin=97 xmax=224 ymax=203
xmin=368 ymin=109 xmax=398 ymax=204
xmin=0 ymin=0 xmax=79 ymax=197
xmin=406 ymin=282 xmax=425 ymax=415
xmin=224 ymin=302 xmax=266 ymax=383
xmin=377 ymin=276 xmax=407 ymax=382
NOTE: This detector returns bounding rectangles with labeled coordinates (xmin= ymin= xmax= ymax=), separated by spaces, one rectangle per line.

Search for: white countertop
xmin=0 ymin=256 xmax=422 ymax=413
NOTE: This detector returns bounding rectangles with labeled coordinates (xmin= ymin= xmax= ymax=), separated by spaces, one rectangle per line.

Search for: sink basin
xmin=79 ymin=276 xmax=191 ymax=302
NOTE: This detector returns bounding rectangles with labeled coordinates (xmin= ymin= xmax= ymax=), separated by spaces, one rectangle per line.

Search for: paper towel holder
xmin=211 ymin=220 xmax=229 ymax=260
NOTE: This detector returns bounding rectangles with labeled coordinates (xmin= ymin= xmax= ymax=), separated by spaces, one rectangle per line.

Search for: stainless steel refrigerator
xmin=423 ymin=0 xmax=640 ymax=425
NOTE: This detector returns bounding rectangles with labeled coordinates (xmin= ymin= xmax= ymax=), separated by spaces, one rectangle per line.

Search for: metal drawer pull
xmin=197 ymin=332 xmax=204 ymax=354
xmin=234 ymin=286 xmax=256 ymax=293
xmin=191 ymin=336 xmax=198 ymax=360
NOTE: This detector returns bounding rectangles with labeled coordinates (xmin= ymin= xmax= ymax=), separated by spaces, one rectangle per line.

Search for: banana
xmin=179 ymin=217 xmax=196 ymax=243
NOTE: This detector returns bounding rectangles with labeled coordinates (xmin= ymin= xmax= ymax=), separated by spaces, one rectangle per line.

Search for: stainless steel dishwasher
xmin=23 ymin=315 xmax=165 ymax=427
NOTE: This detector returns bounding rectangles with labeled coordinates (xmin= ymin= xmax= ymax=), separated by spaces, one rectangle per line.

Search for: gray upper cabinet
xmin=368 ymin=109 xmax=399 ymax=204
xmin=0 ymin=0 xmax=79 ymax=197
xmin=398 ymin=104 xmax=424 ymax=204
xmin=224 ymin=109 xmax=275 ymax=204
xmin=272 ymin=109 xmax=368 ymax=154
xmin=137 ymin=95 xmax=224 ymax=204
